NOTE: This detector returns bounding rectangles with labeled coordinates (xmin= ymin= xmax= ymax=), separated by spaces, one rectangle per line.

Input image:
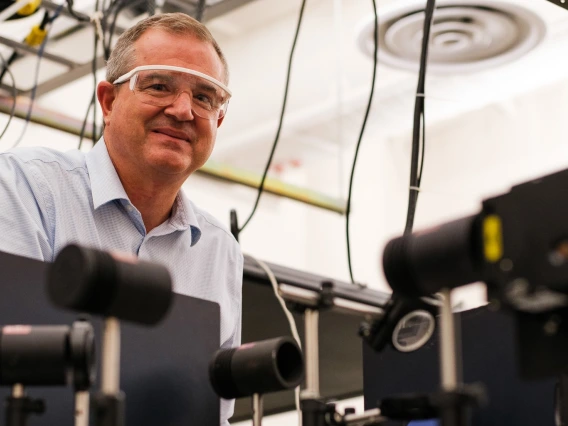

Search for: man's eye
xmin=147 ymin=83 xmax=169 ymax=92
xmin=138 ymin=79 xmax=173 ymax=93
xmin=194 ymin=94 xmax=213 ymax=107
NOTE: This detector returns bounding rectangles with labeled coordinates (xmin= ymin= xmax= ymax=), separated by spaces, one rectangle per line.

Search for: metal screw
xmin=506 ymin=279 xmax=529 ymax=299
xmin=488 ymin=299 xmax=501 ymax=312
xmin=500 ymin=258 xmax=514 ymax=272
xmin=544 ymin=316 xmax=561 ymax=336
xmin=359 ymin=323 xmax=371 ymax=338
xmin=549 ymin=251 xmax=565 ymax=267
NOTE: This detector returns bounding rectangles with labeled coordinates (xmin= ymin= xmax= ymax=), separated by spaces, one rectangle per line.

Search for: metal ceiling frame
xmin=2 ymin=0 xmax=567 ymax=115
xmin=0 ymin=0 xmax=258 ymax=96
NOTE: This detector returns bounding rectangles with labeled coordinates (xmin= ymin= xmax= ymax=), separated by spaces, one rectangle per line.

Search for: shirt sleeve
xmin=0 ymin=153 xmax=53 ymax=261
xmin=220 ymin=248 xmax=244 ymax=425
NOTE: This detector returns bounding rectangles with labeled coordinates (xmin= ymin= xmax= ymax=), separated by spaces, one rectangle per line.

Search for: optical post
xmin=277 ymin=281 xmax=387 ymax=426
xmin=0 ymin=320 xmax=96 ymax=426
xmin=210 ymin=336 xmax=304 ymax=426
xmin=47 ymin=244 xmax=173 ymax=426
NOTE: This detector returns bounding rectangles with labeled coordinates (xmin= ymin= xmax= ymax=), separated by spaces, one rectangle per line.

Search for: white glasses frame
xmin=113 ymin=65 xmax=232 ymax=98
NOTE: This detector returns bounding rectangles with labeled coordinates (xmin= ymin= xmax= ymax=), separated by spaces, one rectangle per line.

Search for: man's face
xmin=99 ymin=29 xmax=226 ymax=182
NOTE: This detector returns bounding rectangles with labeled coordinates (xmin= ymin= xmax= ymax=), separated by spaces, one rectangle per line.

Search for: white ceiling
xmin=2 ymin=0 xmax=568 ymax=195
xmin=204 ymin=0 xmax=568 ymax=175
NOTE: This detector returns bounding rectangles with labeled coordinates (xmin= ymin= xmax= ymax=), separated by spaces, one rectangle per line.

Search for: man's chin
xmin=147 ymin=155 xmax=193 ymax=178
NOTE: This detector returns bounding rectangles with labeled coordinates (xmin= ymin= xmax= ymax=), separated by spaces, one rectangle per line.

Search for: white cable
xmin=90 ymin=11 xmax=105 ymax=45
xmin=252 ymin=256 xmax=302 ymax=424
xmin=154 ymin=0 xmax=165 ymax=14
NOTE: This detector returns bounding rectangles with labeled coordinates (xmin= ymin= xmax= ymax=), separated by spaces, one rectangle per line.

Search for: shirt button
xmin=126 ymin=205 xmax=133 ymax=212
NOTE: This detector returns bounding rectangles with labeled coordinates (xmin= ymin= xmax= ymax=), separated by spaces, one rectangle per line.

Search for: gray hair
xmin=106 ymin=12 xmax=229 ymax=84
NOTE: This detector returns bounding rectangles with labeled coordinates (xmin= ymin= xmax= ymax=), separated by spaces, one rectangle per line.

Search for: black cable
xmin=92 ymin=0 xmax=101 ymax=143
xmin=238 ymin=0 xmax=308 ymax=234
xmin=104 ymin=0 xmax=145 ymax=59
xmin=0 ymin=52 xmax=17 ymax=142
xmin=11 ymin=5 xmax=64 ymax=149
xmin=417 ymin=109 xmax=426 ymax=186
xmin=78 ymin=93 xmax=94 ymax=149
xmin=404 ymin=0 xmax=436 ymax=235
xmin=40 ymin=9 xmax=51 ymax=27
xmin=101 ymin=0 xmax=124 ymax=63
xmin=345 ymin=0 xmax=379 ymax=285
xmin=0 ymin=51 xmax=17 ymax=85
xmin=368 ymin=0 xmax=436 ymax=360
xmin=195 ymin=0 xmax=206 ymax=21
xmin=146 ymin=0 xmax=155 ymax=16
xmin=107 ymin=0 xmax=126 ymax=55
xmin=81 ymin=0 xmax=145 ymax=149
xmin=101 ymin=0 xmax=123 ymax=58
xmin=66 ymin=0 xmax=90 ymax=21
xmin=0 ymin=11 xmax=50 ymax=85
xmin=101 ymin=0 xmax=118 ymax=58
xmin=78 ymin=0 xmax=123 ymax=149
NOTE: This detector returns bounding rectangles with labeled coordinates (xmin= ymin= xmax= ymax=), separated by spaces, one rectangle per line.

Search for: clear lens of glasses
xmin=131 ymin=69 xmax=230 ymax=120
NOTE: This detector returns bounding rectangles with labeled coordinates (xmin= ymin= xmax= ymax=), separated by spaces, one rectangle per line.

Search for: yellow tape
xmin=25 ymin=25 xmax=47 ymax=47
xmin=18 ymin=0 xmax=41 ymax=16
xmin=482 ymin=214 xmax=503 ymax=263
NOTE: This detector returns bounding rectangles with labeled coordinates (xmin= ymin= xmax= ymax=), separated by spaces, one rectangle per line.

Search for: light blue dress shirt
xmin=0 ymin=139 xmax=242 ymax=425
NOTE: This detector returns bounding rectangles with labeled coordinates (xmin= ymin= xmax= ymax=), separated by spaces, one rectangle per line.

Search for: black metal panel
xmin=363 ymin=306 xmax=556 ymax=426
xmin=0 ymin=250 xmax=221 ymax=426
xmin=243 ymin=255 xmax=390 ymax=308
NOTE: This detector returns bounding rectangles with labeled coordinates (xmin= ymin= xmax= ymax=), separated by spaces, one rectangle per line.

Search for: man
xmin=0 ymin=13 xmax=242 ymax=425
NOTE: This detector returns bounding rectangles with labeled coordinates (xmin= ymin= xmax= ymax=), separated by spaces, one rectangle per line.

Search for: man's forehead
xmin=133 ymin=30 xmax=226 ymax=83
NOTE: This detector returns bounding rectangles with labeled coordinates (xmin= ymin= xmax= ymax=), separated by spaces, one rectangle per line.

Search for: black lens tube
xmin=0 ymin=321 xmax=95 ymax=388
xmin=0 ymin=325 xmax=69 ymax=386
xmin=383 ymin=215 xmax=483 ymax=298
xmin=48 ymin=244 xmax=173 ymax=325
xmin=209 ymin=337 xmax=304 ymax=399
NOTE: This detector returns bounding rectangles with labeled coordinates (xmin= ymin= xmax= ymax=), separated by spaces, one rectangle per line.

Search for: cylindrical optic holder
xmin=48 ymin=244 xmax=173 ymax=426
xmin=0 ymin=321 xmax=95 ymax=389
xmin=383 ymin=215 xmax=482 ymax=298
xmin=0 ymin=321 xmax=95 ymax=426
xmin=47 ymin=244 xmax=173 ymax=325
xmin=209 ymin=336 xmax=304 ymax=399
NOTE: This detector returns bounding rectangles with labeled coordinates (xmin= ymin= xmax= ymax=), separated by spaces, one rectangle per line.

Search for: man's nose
xmin=164 ymin=91 xmax=195 ymax=121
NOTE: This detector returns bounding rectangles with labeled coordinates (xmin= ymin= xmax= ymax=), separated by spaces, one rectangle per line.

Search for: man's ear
xmin=216 ymin=113 xmax=225 ymax=128
xmin=97 ymin=81 xmax=118 ymax=127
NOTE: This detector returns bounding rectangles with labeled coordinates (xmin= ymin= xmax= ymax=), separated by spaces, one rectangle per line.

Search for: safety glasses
xmin=113 ymin=65 xmax=231 ymax=120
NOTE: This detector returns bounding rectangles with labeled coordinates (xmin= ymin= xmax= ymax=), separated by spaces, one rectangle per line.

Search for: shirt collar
xmin=86 ymin=138 xmax=129 ymax=209
xmin=85 ymin=138 xmax=202 ymax=246
xmin=170 ymin=191 xmax=202 ymax=246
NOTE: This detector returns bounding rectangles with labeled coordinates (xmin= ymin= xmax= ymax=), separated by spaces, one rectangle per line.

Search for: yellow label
xmin=18 ymin=0 xmax=41 ymax=16
xmin=483 ymin=214 xmax=503 ymax=263
xmin=24 ymin=25 xmax=47 ymax=47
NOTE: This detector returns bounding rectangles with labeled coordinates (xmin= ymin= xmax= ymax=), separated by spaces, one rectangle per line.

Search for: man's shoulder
xmin=2 ymin=147 xmax=86 ymax=173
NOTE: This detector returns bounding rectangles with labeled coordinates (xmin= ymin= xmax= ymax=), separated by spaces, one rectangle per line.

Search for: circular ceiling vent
xmin=357 ymin=0 xmax=547 ymax=74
